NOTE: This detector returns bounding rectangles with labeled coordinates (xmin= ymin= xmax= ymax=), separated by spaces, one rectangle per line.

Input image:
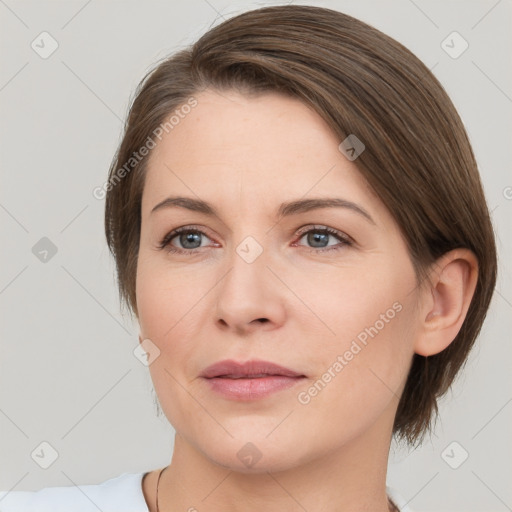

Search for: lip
xmin=200 ymin=359 xmax=304 ymax=379
xmin=200 ymin=359 xmax=306 ymax=401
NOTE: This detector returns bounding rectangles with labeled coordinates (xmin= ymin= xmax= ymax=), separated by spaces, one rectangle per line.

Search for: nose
xmin=214 ymin=243 xmax=286 ymax=335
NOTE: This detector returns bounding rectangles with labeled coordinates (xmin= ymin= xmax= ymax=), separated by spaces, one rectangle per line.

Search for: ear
xmin=414 ymin=248 xmax=478 ymax=357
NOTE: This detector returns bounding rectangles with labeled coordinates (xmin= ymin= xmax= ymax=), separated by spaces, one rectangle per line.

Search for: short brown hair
xmin=104 ymin=5 xmax=497 ymax=445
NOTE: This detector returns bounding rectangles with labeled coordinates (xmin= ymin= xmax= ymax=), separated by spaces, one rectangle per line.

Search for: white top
xmin=0 ymin=472 xmax=414 ymax=511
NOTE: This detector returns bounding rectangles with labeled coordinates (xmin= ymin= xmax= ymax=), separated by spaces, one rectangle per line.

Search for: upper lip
xmin=200 ymin=359 xmax=305 ymax=379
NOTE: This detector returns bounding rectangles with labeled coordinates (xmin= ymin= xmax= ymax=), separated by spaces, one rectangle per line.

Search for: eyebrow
xmin=150 ymin=196 xmax=375 ymax=224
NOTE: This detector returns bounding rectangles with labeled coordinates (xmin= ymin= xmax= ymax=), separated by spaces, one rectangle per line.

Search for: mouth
xmin=200 ymin=359 xmax=306 ymax=400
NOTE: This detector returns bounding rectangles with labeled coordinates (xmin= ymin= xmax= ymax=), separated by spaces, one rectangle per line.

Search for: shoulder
xmin=387 ymin=485 xmax=415 ymax=512
xmin=0 ymin=472 xmax=149 ymax=512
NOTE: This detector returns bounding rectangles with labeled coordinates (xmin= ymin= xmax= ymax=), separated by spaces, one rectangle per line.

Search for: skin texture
xmin=136 ymin=89 xmax=478 ymax=512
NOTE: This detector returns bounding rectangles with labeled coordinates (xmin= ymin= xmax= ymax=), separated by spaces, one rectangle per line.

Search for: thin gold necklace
xmin=155 ymin=465 xmax=399 ymax=512
xmin=155 ymin=465 xmax=168 ymax=512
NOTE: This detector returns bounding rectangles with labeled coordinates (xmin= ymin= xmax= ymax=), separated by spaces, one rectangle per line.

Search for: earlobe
xmin=415 ymin=249 xmax=478 ymax=357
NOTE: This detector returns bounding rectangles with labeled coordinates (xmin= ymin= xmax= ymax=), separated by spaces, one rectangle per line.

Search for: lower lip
xmin=203 ymin=375 xmax=305 ymax=400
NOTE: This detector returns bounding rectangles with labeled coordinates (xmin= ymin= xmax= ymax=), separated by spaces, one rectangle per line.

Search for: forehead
xmin=141 ymin=89 xmax=381 ymax=220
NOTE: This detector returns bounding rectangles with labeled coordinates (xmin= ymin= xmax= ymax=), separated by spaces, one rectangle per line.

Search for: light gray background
xmin=0 ymin=1 xmax=511 ymax=511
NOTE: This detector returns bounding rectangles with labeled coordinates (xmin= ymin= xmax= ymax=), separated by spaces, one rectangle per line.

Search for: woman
xmin=0 ymin=4 xmax=497 ymax=512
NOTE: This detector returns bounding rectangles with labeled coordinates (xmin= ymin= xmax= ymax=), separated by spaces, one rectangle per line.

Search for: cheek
xmin=136 ymin=258 xmax=202 ymax=430
xmin=135 ymin=252 xmax=199 ymax=340
xmin=136 ymin=257 xmax=209 ymax=397
xmin=294 ymin=264 xmax=417 ymax=423
xmin=296 ymin=262 xmax=410 ymax=352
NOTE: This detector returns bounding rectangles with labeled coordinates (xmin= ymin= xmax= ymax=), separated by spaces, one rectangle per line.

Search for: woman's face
xmin=136 ymin=89 xmax=421 ymax=472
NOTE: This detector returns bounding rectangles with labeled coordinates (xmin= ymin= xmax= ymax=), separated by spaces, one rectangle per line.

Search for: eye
xmin=158 ymin=224 xmax=353 ymax=256
xmin=293 ymin=225 xmax=353 ymax=253
xmin=158 ymin=225 xmax=216 ymax=255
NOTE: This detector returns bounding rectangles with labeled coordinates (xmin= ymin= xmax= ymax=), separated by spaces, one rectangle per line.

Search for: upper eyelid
xmin=295 ymin=224 xmax=352 ymax=241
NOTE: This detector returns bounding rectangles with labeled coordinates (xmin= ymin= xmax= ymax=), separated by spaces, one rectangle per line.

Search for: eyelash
xmin=158 ymin=224 xmax=353 ymax=256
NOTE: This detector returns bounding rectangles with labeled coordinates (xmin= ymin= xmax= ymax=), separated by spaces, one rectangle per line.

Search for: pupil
xmin=309 ymin=232 xmax=328 ymax=247
xmin=182 ymin=232 xmax=201 ymax=249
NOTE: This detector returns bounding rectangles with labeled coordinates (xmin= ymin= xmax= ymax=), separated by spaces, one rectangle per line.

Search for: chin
xmin=195 ymin=430 xmax=314 ymax=475
xmin=209 ymin=447 xmax=304 ymax=475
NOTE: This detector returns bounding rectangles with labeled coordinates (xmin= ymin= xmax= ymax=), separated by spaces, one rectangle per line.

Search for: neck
xmin=157 ymin=418 xmax=395 ymax=512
